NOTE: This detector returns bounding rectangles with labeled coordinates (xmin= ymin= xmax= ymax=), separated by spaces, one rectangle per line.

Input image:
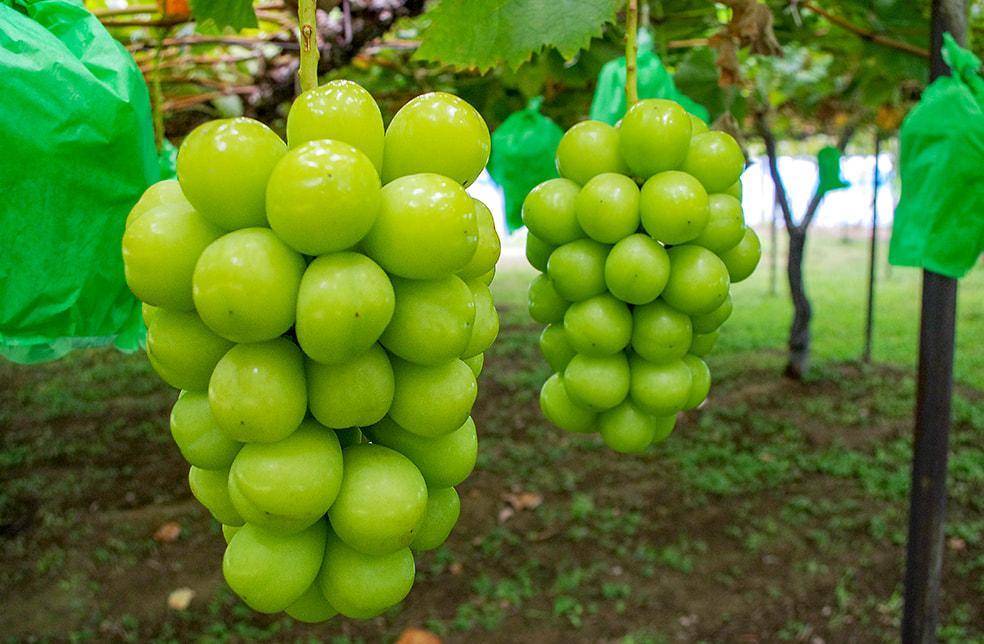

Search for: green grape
xmin=464 ymin=353 xmax=484 ymax=377
xmin=223 ymin=521 xmax=327 ymax=613
xmin=604 ymin=234 xmax=670 ymax=305
xmin=222 ymin=524 xmax=241 ymax=544
xmin=629 ymin=355 xmax=693 ymax=416
xmin=146 ymin=309 xmax=233 ymax=391
xmin=723 ymin=180 xmax=742 ymax=200
xmin=410 ymin=487 xmax=460 ymax=551
xmin=295 ymin=252 xmax=394 ymax=364
xmin=285 ymin=579 xmax=338 ymax=624
xmin=366 ymin=416 xmax=476 ymax=488
xmin=691 ymin=295 xmax=732 ymax=334
xmin=599 ymin=401 xmax=660 ymax=454
xmin=141 ymin=302 xmax=160 ymax=328
xmin=328 ymin=444 xmax=428 ymax=555
xmin=126 ymin=179 xmax=189 ymax=229
xmin=335 ymin=427 xmax=364 ymax=449
xmin=521 ymin=178 xmax=583 ymax=245
xmin=539 ymin=324 xmax=576 ymax=373
xmin=380 ymin=275 xmax=475 ymax=365
xmin=639 ymin=171 xmax=710 ymax=245
xmin=690 ymin=194 xmax=745 ymax=254
xmin=458 ymin=199 xmax=501 ymax=279
xmin=689 ymin=331 xmax=719 ymax=357
xmin=661 ymin=245 xmax=730 ymax=315
xmin=528 ymin=274 xmax=570 ymax=325
xmin=193 ymin=228 xmax=306 ymax=343
xmin=122 ymin=201 xmax=222 ymax=310
xmin=539 ymin=373 xmax=596 ymax=433
xmin=563 ymin=293 xmax=633 ymax=356
xmin=463 ymin=279 xmax=499 ymax=358
xmin=319 ymin=531 xmax=415 ymax=619
xmin=618 ymin=99 xmax=692 ymax=178
xmin=718 ymin=227 xmax=761 ymax=283
xmin=170 ymin=391 xmax=241 ymax=470
xmin=688 ymin=114 xmax=709 ymax=135
xmin=382 ymin=92 xmax=490 ymax=187
xmin=681 ymin=131 xmax=744 ymax=193
xmin=574 ymin=173 xmax=641 ymax=243
xmin=555 ymin=120 xmax=628 ymax=185
xmin=176 ymin=117 xmax=286 ymax=230
xmin=547 ymin=238 xmax=609 ymax=302
xmin=389 ymin=358 xmax=477 ymax=437
xmin=525 ymin=232 xmax=555 ymax=272
xmin=286 ymin=79 xmax=384 ymax=172
xmin=478 ymin=267 xmax=496 ymax=286
xmin=188 ymin=466 xmax=242 ymax=526
xmin=682 ymin=354 xmax=711 ymax=410
xmin=208 ymin=338 xmax=307 ymax=443
xmin=363 ymin=173 xmax=478 ymax=279
xmin=307 ymin=343 xmax=394 ymax=429
xmin=631 ymin=300 xmax=693 ymax=364
xmin=651 ymin=414 xmax=677 ymax=445
xmin=266 ymin=140 xmax=381 ymax=255
xmin=563 ymin=352 xmax=630 ymax=411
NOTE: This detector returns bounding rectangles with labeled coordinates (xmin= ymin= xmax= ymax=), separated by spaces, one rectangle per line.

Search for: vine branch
xmin=625 ymin=0 xmax=639 ymax=105
xmin=798 ymin=1 xmax=930 ymax=58
xmin=297 ymin=0 xmax=320 ymax=92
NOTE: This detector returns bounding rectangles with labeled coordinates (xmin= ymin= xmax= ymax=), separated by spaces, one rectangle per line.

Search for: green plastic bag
xmin=0 ymin=0 xmax=158 ymax=363
xmin=589 ymin=29 xmax=709 ymax=125
xmin=487 ymin=97 xmax=564 ymax=233
xmin=816 ymin=146 xmax=850 ymax=195
xmin=889 ymin=34 xmax=984 ymax=279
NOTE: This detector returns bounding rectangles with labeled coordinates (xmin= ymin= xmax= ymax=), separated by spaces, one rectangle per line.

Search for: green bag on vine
xmin=487 ymin=96 xmax=564 ymax=233
xmin=889 ymin=34 xmax=984 ymax=278
xmin=0 ymin=0 xmax=158 ymax=363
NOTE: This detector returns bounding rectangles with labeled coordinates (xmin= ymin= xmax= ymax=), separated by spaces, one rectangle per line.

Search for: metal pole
xmin=863 ymin=132 xmax=880 ymax=363
xmin=902 ymin=1 xmax=965 ymax=641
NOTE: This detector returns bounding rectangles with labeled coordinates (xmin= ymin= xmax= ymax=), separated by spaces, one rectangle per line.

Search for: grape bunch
xmin=122 ymin=81 xmax=499 ymax=621
xmin=524 ymin=99 xmax=761 ymax=454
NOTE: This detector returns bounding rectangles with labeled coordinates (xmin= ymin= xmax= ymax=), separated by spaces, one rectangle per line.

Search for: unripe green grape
xmin=604 ymin=234 xmax=670 ymax=305
xmin=188 ymin=466 xmax=242 ymax=526
xmin=457 ymin=199 xmax=501 ymax=279
xmin=141 ymin=303 xmax=159 ymax=328
xmin=599 ymin=401 xmax=660 ymax=454
xmin=286 ymin=79 xmax=384 ymax=172
xmin=547 ymin=238 xmax=609 ymax=302
xmin=307 ymin=344 xmax=394 ymax=429
xmin=208 ymin=338 xmax=307 ymax=443
xmin=462 ymin=279 xmax=499 ymax=359
xmin=629 ymin=355 xmax=693 ymax=415
xmin=521 ymin=178 xmax=583 ymax=245
xmin=363 ymin=173 xmax=478 ymax=279
xmin=266 ymin=140 xmax=381 ymax=255
xmin=319 ymin=531 xmax=415 ymax=619
xmin=689 ymin=331 xmax=719 ymax=357
xmin=464 ymin=353 xmax=484 ymax=377
xmin=525 ymin=232 xmax=555 ymax=272
xmin=574 ymin=173 xmax=641 ymax=243
xmin=327 ymin=444 xmax=428 ymax=555
xmin=651 ymin=413 xmax=678 ymax=445
xmin=380 ymin=275 xmax=475 ymax=365
xmin=126 ymin=179 xmax=189 ymax=229
xmin=639 ymin=171 xmax=710 ymax=245
xmin=691 ymin=194 xmax=745 ymax=254
xmin=661 ymin=245 xmax=730 ymax=315
xmin=146 ymin=309 xmax=233 ymax=391
xmin=411 ymin=487 xmax=461 ymax=551
xmin=539 ymin=324 xmax=576 ymax=373
xmin=222 ymin=524 xmax=241 ymax=544
xmin=193 ymin=228 xmax=306 ymax=343
xmin=555 ymin=120 xmax=629 ymax=185
xmin=631 ymin=300 xmax=693 ymax=364
xmin=285 ymin=579 xmax=338 ymax=624
xmin=122 ymin=201 xmax=222 ymax=310
xmin=563 ymin=352 xmax=630 ymax=411
xmin=296 ymin=252 xmax=395 ymax=364
xmin=723 ymin=180 xmax=743 ymax=200
xmin=176 ymin=117 xmax=286 ymax=230
xmin=618 ymin=99 xmax=691 ymax=178
xmin=681 ymin=131 xmax=745 ymax=194
xmin=691 ymin=295 xmax=732 ymax=334
xmin=389 ymin=358 xmax=477 ymax=437
xmin=170 ymin=391 xmax=242 ymax=470
xmin=228 ymin=419 xmax=343 ymax=534
xmin=539 ymin=373 xmax=596 ymax=433
xmin=365 ymin=416 xmax=477 ymax=488
xmin=528 ymin=274 xmax=570 ymax=325
xmin=563 ymin=293 xmax=633 ymax=356
xmin=382 ymin=91 xmax=490 ymax=187
xmin=718 ymin=227 xmax=761 ymax=283
xmin=682 ymin=354 xmax=711 ymax=410
xmin=478 ymin=267 xmax=495 ymax=286
xmin=688 ymin=114 xmax=709 ymax=135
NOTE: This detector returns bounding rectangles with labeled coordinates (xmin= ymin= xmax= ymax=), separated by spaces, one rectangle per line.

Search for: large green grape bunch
xmin=122 ymin=80 xmax=499 ymax=621
xmin=525 ymin=99 xmax=761 ymax=454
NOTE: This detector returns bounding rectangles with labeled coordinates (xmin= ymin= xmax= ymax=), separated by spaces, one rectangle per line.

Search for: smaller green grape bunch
xmin=524 ymin=99 xmax=761 ymax=454
xmin=121 ymin=80 xmax=500 ymax=621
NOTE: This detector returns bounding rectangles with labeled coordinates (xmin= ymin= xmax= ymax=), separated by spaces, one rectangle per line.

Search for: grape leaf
xmin=189 ymin=0 xmax=258 ymax=34
xmin=415 ymin=0 xmax=619 ymax=72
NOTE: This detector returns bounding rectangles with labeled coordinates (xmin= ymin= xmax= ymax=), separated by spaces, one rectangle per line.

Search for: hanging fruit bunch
xmin=525 ymin=99 xmax=761 ymax=454
xmin=122 ymin=79 xmax=499 ymax=621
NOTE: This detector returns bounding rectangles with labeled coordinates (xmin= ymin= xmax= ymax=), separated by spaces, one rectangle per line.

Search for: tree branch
xmin=754 ymin=110 xmax=797 ymax=232
xmin=798 ymin=1 xmax=930 ymax=59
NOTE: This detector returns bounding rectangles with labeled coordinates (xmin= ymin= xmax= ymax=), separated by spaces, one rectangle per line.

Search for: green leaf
xmin=190 ymin=0 xmax=258 ymax=34
xmin=415 ymin=0 xmax=620 ymax=72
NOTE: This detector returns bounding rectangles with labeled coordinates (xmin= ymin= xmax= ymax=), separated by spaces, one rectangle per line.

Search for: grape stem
xmin=297 ymin=0 xmax=319 ymax=93
xmin=625 ymin=0 xmax=639 ymax=106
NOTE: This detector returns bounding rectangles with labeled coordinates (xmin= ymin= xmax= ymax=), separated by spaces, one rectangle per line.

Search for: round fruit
xmin=539 ymin=373 xmax=596 ymax=433
xmin=525 ymin=232 xmax=555 ymax=272
xmin=366 ymin=416 xmax=477 ymax=488
xmin=599 ymin=401 xmax=658 ymax=454
xmin=688 ymin=114 xmax=709 ymax=135
xmin=170 ymin=391 xmax=241 ymax=470
xmin=463 ymin=279 xmax=499 ymax=358
xmin=539 ymin=324 xmax=576 ymax=373
xmin=689 ymin=331 xmax=719 ymax=357
xmin=683 ymin=354 xmax=711 ymax=409
xmin=307 ymin=344 xmax=394 ymax=429
xmin=222 ymin=524 xmax=241 ymax=544
xmin=319 ymin=531 xmax=415 ymax=619
xmin=555 ymin=120 xmax=628 ymax=185
xmin=629 ymin=356 xmax=693 ymax=415
xmin=651 ymin=414 xmax=677 ymax=445
xmin=724 ymin=180 xmax=743 ymax=200
xmin=410 ymin=487 xmax=461 ymax=551
xmin=691 ymin=194 xmax=745 ymax=254
xmin=547 ymin=238 xmax=609 ymax=302
xmin=718 ymin=227 xmax=761 ymax=283
xmin=521 ymin=178 xmax=583 ymax=245
xmin=604 ymin=234 xmax=670 ymax=305
xmin=661 ymin=245 xmax=730 ymax=315
xmin=457 ymin=199 xmax=501 ymax=279
xmin=563 ymin=352 xmax=630 ymax=411
xmin=464 ymin=353 xmax=484 ymax=377
xmin=575 ymin=173 xmax=641 ymax=243
xmin=528 ymin=274 xmax=570 ymax=325
xmin=691 ymin=295 xmax=732 ymax=334
xmin=141 ymin=303 xmax=159 ymax=327
xmin=631 ymin=300 xmax=693 ymax=363
xmin=126 ymin=179 xmax=189 ymax=229
xmin=285 ymin=580 xmax=338 ymax=624
xmin=389 ymin=358 xmax=477 ymax=437
xmin=618 ymin=99 xmax=691 ymax=178
xmin=639 ymin=171 xmax=710 ymax=245
xmin=563 ymin=294 xmax=633 ymax=356
xmin=681 ymin=131 xmax=744 ymax=193
xmin=380 ymin=275 xmax=475 ymax=364
xmin=146 ymin=309 xmax=233 ymax=391
xmin=188 ymin=466 xmax=242 ymax=526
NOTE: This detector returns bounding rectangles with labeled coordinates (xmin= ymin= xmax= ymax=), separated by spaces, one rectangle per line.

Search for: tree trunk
xmin=785 ymin=228 xmax=811 ymax=379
